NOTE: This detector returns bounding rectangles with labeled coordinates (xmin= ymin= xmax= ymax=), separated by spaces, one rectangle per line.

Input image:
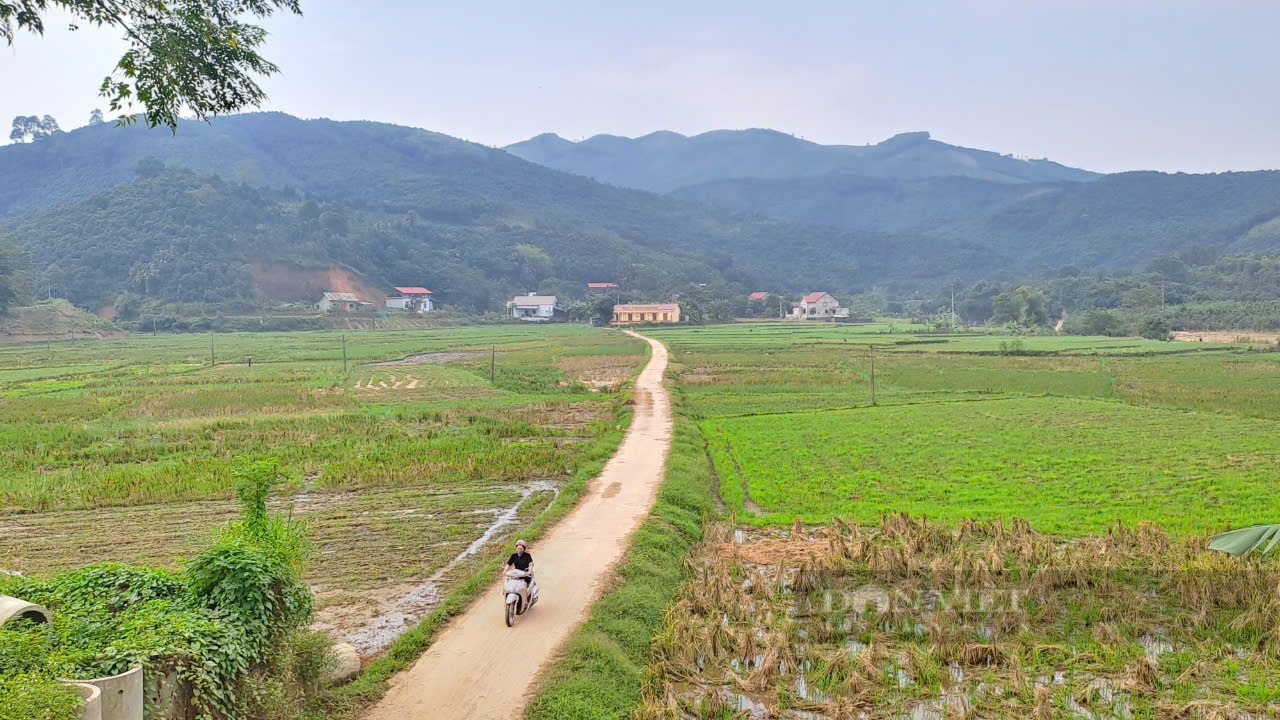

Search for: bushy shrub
xmin=997 ymin=339 xmax=1027 ymax=355
xmin=1138 ymin=316 xmax=1173 ymax=341
xmin=0 ymin=458 xmax=318 ymax=720
xmin=185 ymin=460 xmax=312 ymax=659
xmin=238 ymin=629 xmax=336 ymax=719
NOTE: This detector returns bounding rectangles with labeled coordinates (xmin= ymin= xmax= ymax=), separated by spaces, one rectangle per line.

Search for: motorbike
xmin=503 ymin=569 xmax=538 ymax=626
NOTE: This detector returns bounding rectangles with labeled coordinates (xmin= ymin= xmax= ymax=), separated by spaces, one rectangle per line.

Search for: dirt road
xmin=361 ymin=331 xmax=672 ymax=720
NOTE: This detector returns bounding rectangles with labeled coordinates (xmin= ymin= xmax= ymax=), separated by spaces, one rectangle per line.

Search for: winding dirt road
xmin=362 ymin=331 xmax=672 ymax=720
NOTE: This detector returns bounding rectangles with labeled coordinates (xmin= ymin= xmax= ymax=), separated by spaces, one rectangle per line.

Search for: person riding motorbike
xmin=506 ymin=540 xmax=534 ymax=589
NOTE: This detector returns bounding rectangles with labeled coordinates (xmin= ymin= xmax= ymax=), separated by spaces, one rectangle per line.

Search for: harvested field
xmin=638 ymin=517 xmax=1280 ymax=719
xmin=1172 ymin=330 xmax=1280 ymax=345
xmin=557 ymin=352 xmax=639 ymax=390
xmin=369 ymin=351 xmax=489 ymax=365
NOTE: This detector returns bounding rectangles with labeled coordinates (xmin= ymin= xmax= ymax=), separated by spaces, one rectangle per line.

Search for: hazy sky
xmin=2 ymin=1 xmax=1277 ymax=173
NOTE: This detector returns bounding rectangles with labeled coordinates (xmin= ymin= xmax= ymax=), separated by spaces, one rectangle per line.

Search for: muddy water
xmin=361 ymin=331 xmax=673 ymax=720
xmin=345 ymin=480 xmax=559 ymax=656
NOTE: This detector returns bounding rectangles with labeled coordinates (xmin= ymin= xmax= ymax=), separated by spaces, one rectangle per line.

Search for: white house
xmin=316 ymin=292 xmax=371 ymax=313
xmin=385 ymin=286 xmax=434 ymax=312
xmin=507 ymin=294 xmax=560 ymax=321
xmin=793 ymin=292 xmax=848 ymax=319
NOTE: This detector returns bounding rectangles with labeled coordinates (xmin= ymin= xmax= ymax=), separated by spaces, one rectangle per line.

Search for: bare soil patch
xmin=370 ymin=352 xmax=487 ymax=366
xmin=250 ymin=261 xmax=383 ymax=304
xmin=1172 ymin=330 xmax=1279 ymax=344
xmin=0 ymin=302 xmax=125 ymax=343
xmin=557 ymin=353 xmax=640 ymax=390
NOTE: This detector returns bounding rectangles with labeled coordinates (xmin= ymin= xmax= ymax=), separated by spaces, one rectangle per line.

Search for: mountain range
xmin=1 ymin=113 xmax=1279 ymax=317
xmin=504 ymin=129 xmax=1098 ymax=193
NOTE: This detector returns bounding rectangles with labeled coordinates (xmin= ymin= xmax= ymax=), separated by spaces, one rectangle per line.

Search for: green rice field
xmin=646 ymin=322 xmax=1280 ymax=537
xmin=706 ymin=397 xmax=1279 ymax=534
xmin=0 ymin=325 xmax=645 ymax=638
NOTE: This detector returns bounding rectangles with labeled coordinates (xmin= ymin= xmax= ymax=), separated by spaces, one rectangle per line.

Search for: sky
xmin=1 ymin=0 xmax=1278 ymax=173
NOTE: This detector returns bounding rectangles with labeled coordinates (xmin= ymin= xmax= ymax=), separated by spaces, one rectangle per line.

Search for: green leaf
xmin=1208 ymin=524 xmax=1280 ymax=557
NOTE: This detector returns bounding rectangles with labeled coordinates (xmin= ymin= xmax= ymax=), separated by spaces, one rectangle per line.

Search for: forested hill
xmin=673 ymin=171 xmax=1280 ymax=270
xmin=503 ymin=129 xmax=1099 ymax=193
xmin=0 ymin=113 xmax=937 ymax=312
xmin=5 ymin=113 xmax=1280 ymax=318
xmin=1 ymin=112 xmax=670 ymax=219
xmin=7 ymin=165 xmax=939 ymax=315
xmin=2 ymin=168 xmax=737 ymax=314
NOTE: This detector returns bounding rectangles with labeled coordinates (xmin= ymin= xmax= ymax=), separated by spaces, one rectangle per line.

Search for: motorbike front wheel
xmin=505 ymin=601 xmax=517 ymax=627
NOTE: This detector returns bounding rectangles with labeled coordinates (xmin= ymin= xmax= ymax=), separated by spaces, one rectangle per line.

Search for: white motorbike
xmin=503 ymin=569 xmax=538 ymax=627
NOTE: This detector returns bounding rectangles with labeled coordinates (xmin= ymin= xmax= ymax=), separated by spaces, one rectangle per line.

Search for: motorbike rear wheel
xmin=505 ymin=601 xmax=517 ymax=627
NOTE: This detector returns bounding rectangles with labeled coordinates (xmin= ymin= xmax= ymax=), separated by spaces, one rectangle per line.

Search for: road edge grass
xmin=307 ymin=335 xmax=646 ymax=720
xmin=523 ymin=396 xmax=717 ymax=719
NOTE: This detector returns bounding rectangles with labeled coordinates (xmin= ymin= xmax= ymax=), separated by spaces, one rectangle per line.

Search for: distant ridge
xmin=504 ymin=128 xmax=1099 ymax=193
xmin=4 ymin=113 xmax=1280 ymax=317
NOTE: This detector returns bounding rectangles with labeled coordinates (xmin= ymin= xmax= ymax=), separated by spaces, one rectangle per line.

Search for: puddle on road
xmin=345 ymin=479 xmax=558 ymax=656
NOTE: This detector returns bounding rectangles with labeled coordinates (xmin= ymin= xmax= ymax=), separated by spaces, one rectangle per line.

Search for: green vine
xmin=0 ymin=458 xmax=321 ymax=720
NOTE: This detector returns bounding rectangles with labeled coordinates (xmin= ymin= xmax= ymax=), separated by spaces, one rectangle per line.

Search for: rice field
xmin=706 ymin=397 xmax=1280 ymax=535
xmin=647 ymin=324 xmax=1280 ymax=421
xmin=638 ymin=517 xmax=1280 ymax=719
xmin=628 ymin=322 xmax=1280 ymax=719
xmin=0 ymin=325 xmax=645 ymax=643
xmin=646 ymin=323 xmax=1280 ymax=534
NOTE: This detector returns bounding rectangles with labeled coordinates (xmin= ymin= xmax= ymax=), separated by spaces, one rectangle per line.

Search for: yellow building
xmin=611 ymin=303 xmax=680 ymax=324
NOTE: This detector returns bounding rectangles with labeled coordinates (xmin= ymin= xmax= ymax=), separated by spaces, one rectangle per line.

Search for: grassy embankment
xmin=524 ymin=400 xmax=717 ymax=719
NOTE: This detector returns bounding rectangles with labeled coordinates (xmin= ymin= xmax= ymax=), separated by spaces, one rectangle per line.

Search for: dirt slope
xmin=0 ymin=301 xmax=125 ymax=343
xmin=361 ymin=331 xmax=672 ymax=720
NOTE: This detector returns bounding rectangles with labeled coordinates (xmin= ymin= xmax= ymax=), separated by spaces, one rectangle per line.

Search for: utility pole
xmin=152 ymin=316 xmax=157 ymax=336
xmin=951 ymin=286 xmax=957 ymax=329
xmin=490 ymin=346 xmax=496 ymax=383
xmin=869 ymin=346 xmax=877 ymax=406
xmin=210 ymin=335 xmax=215 ymax=367
xmin=342 ymin=334 xmax=348 ymax=374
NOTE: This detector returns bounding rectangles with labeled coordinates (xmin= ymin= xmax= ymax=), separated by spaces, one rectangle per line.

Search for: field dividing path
xmin=362 ymin=331 xmax=672 ymax=720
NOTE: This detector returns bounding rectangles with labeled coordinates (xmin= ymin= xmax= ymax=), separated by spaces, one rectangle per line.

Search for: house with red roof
xmin=793 ymin=291 xmax=847 ymax=319
xmin=586 ymin=282 xmax=620 ymax=297
xmin=747 ymin=291 xmax=769 ymax=301
xmin=385 ymin=286 xmax=434 ymax=313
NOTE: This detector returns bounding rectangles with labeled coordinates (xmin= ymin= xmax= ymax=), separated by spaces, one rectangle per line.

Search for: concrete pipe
xmin=0 ymin=594 xmax=50 ymax=626
xmin=64 ymin=683 xmax=103 ymax=720
xmin=63 ymin=666 xmax=143 ymax=720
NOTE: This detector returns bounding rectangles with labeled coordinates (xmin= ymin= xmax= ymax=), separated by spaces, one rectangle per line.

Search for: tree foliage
xmin=9 ymin=113 xmax=59 ymax=142
xmin=0 ymin=1 xmax=302 ymax=129
xmin=3 ymin=167 xmax=746 ymax=316
xmin=0 ymin=233 xmax=28 ymax=311
xmin=5 ymin=114 xmax=1280 ymax=316
xmin=991 ymin=285 xmax=1050 ymax=327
